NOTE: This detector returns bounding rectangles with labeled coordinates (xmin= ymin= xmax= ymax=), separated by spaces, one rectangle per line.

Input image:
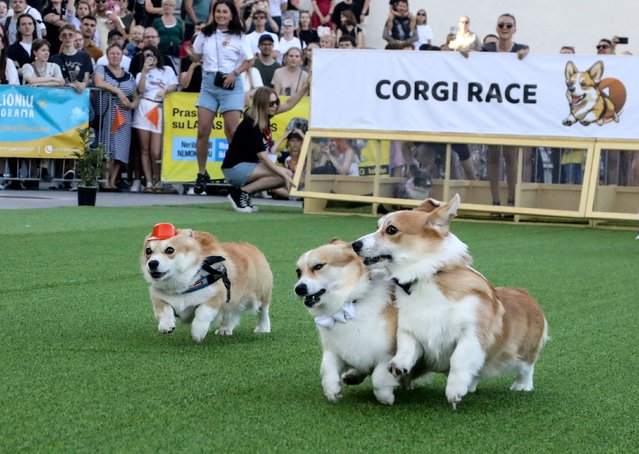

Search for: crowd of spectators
xmin=0 ymin=0 xmax=635 ymax=196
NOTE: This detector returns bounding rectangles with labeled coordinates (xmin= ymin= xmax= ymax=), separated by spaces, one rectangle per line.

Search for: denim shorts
xmin=222 ymin=162 xmax=257 ymax=186
xmin=196 ymin=71 xmax=244 ymax=114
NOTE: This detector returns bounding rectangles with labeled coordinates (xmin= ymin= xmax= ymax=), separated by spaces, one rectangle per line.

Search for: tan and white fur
xmin=294 ymin=239 xmax=406 ymax=405
xmin=141 ymin=229 xmax=272 ymax=343
xmin=562 ymin=60 xmax=619 ymax=126
xmin=352 ymin=195 xmax=548 ymax=408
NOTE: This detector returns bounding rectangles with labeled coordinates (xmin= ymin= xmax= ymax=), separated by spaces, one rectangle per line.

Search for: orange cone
xmin=111 ymin=107 xmax=126 ymax=133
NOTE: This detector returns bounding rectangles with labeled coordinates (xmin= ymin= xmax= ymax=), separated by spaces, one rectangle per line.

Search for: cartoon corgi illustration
xmin=562 ymin=61 xmax=623 ymax=126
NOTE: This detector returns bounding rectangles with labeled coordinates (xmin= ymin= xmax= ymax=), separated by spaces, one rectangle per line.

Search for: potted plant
xmin=72 ymin=127 xmax=106 ymax=206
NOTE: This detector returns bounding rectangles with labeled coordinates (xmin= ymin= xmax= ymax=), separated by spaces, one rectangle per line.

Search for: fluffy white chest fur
xmin=396 ymin=280 xmax=479 ymax=372
xmin=319 ymin=291 xmax=394 ymax=373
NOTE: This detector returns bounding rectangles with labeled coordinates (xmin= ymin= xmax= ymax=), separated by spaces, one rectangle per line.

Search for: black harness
xmin=183 ymin=255 xmax=231 ymax=303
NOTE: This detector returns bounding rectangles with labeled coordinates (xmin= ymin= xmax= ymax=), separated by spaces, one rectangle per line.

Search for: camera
xmin=286 ymin=117 xmax=308 ymax=133
xmin=615 ymin=37 xmax=629 ymax=45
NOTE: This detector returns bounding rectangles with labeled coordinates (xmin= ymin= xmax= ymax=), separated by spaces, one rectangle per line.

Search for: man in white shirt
xmin=246 ymin=9 xmax=280 ymax=60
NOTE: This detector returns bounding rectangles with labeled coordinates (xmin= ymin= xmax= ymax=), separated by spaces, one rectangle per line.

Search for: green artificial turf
xmin=0 ymin=203 xmax=637 ymax=452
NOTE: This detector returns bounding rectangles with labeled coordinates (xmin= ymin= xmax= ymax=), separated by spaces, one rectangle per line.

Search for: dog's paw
xmin=374 ymin=388 xmax=395 ymax=406
xmin=341 ymin=369 xmax=366 ymax=385
xmin=253 ymin=324 xmax=271 ymax=333
xmin=215 ymin=326 xmax=234 ymax=336
xmin=158 ymin=321 xmax=175 ymax=334
xmin=446 ymin=384 xmax=467 ymax=409
xmin=324 ymin=386 xmax=343 ymax=403
xmin=510 ymin=381 xmax=533 ymax=392
xmin=388 ymin=360 xmax=409 ymax=378
xmin=191 ymin=321 xmax=209 ymax=343
xmin=562 ymin=119 xmax=573 ymax=126
xmin=580 ymin=120 xmax=592 ymax=126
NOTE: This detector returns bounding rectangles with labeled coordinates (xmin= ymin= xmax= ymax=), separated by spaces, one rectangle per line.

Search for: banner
xmin=0 ymin=86 xmax=89 ymax=158
xmin=161 ymin=93 xmax=310 ymax=182
xmin=310 ymin=49 xmax=639 ymax=140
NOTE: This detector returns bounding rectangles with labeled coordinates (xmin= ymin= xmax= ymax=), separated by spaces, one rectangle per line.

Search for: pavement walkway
xmin=0 ymin=188 xmax=302 ymax=210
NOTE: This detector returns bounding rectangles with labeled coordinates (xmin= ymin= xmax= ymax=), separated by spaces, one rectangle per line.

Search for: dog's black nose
xmin=352 ymin=240 xmax=362 ymax=253
xmin=568 ymin=86 xmax=575 ymax=93
xmin=148 ymin=260 xmax=160 ymax=270
xmin=295 ymin=283 xmax=308 ymax=296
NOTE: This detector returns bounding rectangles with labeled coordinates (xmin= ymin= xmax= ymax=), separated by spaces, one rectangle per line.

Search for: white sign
xmin=310 ymin=49 xmax=639 ymax=140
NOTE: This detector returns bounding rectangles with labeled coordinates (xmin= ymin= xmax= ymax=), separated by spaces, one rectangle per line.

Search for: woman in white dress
xmin=132 ymin=45 xmax=177 ymax=192
xmin=414 ymin=8 xmax=432 ymax=49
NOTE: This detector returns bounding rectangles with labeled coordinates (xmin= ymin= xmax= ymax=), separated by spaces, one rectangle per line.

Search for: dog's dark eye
xmin=165 ymin=247 xmax=175 ymax=254
xmin=145 ymin=247 xmax=152 ymax=255
xmin=296 ymin=268 xmax=301 ymax=278
xmin=385 ymin=225 xmax=398 ymax=235
xmin=312 ymin=263 xmax=324 ymax=271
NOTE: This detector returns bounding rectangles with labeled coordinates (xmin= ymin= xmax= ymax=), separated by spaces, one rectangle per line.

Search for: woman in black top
xmin=221 ymin=83 xmax=308 ymax=213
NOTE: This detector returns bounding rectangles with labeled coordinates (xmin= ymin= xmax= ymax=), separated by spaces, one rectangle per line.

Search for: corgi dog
xmin=562 ymin=60 xmax=619 ymax=126
xmin=295 ymin=239 xmax=417 ymax=405
xmin=141 ymin=223 xmax=272 ymax=343
xmin=352 ymin=195 xmax=548 ymax=408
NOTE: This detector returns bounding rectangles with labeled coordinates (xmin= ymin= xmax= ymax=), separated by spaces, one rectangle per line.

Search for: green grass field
xmin=1 ymin=203 xmax=637 ymax=452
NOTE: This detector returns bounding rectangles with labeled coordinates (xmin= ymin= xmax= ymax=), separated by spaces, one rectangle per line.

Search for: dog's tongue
xmin=571 ymin=95 xmax=582 ymax=104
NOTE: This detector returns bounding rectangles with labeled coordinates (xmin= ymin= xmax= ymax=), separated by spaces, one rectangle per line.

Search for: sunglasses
xmin=497 ymin=23 xmax=514 ymax=29
xmin=283 ymin=22 xmax=294 ymax=27
xmin=597 ymin=44 xmax=610 ymax=50
xmin=96 ymin=0 xmax=107 ymax=3
xmin=269 ymin=99 xmax=280 ymax=107
xmin=144 ymin=53 xmax=155 ymax=58
xmin=416 ymin=12 xmax=425 ymax=16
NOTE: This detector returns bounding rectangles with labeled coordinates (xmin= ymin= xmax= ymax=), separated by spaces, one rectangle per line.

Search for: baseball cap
xmin=258 ymin=34 xmax=274 ymax=45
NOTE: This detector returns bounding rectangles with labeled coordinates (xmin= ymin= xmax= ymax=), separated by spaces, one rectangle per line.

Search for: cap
xmin=258 ymin=34 xmax=274 ymax=45
xmin=288 ymin=131 xmax=303 ymax=140
xmin=147 ymin=223 xmax=177 ymax=241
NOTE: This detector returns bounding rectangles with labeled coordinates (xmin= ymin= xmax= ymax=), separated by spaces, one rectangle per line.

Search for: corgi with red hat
xmin=141 ymin=223 xmax=273 ymax=343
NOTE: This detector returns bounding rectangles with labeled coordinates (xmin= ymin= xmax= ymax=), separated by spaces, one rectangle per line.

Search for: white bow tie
xmin=314 ymin=301 xmax=356 ymax=330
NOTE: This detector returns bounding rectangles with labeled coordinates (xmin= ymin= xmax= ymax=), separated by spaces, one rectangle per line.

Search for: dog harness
xmin=184 ymin=255 xmax=232 ymax=303
xmin=314 ymin=301 xmax=356 ymax=330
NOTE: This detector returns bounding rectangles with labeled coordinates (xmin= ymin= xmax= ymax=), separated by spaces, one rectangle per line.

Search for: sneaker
xmin=227 ymin=187 xmax=253 ymax=213
xmin=246 ymin=193 xmax=259 ymax=212
xmin=130 ymin=179 xmax=142 ymax=192
xmin=194 ymin=171 xmax=211 ymax=194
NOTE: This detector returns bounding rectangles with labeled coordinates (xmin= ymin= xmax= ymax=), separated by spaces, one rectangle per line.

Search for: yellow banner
xmin=161 ymin=92 xmax=310 ymax=182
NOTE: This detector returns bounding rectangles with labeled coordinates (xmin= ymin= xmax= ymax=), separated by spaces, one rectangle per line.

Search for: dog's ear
xmin=588 ymin=61 xmax=604 ymax=83
xmin=329 ymin=237 xmax=341 ymax=244
xmin=425 ymin=194 xmax=460 ymax=235
xmin=565 ymin=61 xmax=577 ymax=82
xmin=416 ymin=197 xmax=443 ymax=212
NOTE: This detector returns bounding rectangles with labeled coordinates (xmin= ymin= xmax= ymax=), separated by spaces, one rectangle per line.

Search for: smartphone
xmin=616 ymin=37 xmax=629 ymax=45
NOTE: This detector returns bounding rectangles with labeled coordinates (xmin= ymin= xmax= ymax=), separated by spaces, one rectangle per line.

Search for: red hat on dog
xmin=147 ymin=223 xmax=177 ymax=241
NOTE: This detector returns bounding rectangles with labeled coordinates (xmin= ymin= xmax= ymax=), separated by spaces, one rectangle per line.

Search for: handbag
xmin=214 ymin=71 xmax=233 ymax=89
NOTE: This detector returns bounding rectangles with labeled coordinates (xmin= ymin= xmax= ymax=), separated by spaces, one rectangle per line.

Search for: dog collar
xmin=314 ymin=300 xmax=356 ymax=330
xmin=393 ymin=278 xmax=415 ymax=295
xmin=183 ymin=255 xmax=231 ymax=303
xmin=393 ymin=270 xmax=443 ymax=295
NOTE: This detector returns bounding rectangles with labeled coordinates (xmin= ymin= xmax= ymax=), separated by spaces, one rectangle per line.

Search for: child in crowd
xmin=125 ymin=25 xmax=144 ymax=56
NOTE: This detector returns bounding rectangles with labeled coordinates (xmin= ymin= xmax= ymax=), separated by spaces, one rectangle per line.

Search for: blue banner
xmin=0 ymin=86 xmax=89 ymax=158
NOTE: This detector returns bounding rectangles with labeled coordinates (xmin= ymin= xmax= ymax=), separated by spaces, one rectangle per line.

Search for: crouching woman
xmin=222 ymin=84 xmax=309 ymax=213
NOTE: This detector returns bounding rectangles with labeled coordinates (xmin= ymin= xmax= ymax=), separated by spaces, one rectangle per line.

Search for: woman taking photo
xmin=188 ymin=0 xmax=253 ymax=194
xmin=271 ymin=47 xmax=307 ymax=96
xmin=133 ymin=45 xmax=178 ymax=192
xmin=221 ymin=84 xmax=309 ymax=213
xmin=93 ymin=43 xmax=139 ymax=189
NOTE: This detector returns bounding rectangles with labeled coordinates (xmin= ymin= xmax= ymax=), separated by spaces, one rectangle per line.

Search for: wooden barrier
xmin=291 ymin=130 xmax=639 ymax=224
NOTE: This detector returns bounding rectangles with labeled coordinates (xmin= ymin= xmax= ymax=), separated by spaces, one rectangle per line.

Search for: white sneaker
xmin=130 ymin=179 xmax=141 ymax=192
xmin=227 ymin=188 xmax=253 ymax=213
